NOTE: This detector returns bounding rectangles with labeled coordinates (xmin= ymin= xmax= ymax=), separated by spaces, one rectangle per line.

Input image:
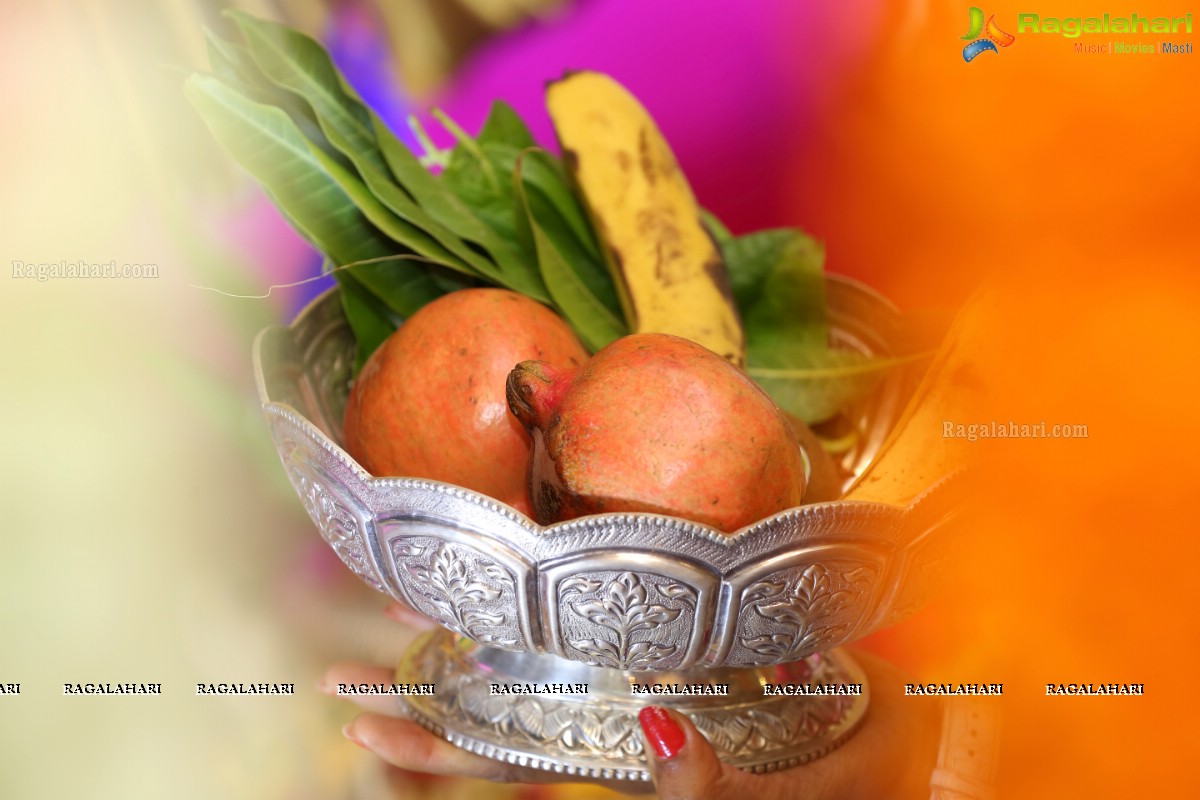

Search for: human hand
xmin=320 ymin=601 xmax=578 ymax=784
xmin=634 ymin=650 xmax=940 ymax=800
xmin=321 ymin=604 xmax=940 ymax=798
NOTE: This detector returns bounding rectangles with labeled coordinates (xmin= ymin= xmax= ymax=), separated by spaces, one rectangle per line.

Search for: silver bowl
xmin=253 ymin=277 xmax=959 ymax=782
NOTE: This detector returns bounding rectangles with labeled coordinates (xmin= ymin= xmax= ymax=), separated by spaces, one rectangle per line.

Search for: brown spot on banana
xmin=638 ymin=127 xmax=657 ymax=184
xmin=547 ymin=70 xmax=746 ymax=367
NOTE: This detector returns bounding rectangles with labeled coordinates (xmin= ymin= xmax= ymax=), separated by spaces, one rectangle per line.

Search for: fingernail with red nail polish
xmin=342 ymin=723 xmax=369 ymax=750
xmin=638 ymin=706 xmax=686 ymax=760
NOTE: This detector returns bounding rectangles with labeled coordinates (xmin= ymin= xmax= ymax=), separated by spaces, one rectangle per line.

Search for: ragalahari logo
xmin=962 ymin=7 xmax=1017 ymax=61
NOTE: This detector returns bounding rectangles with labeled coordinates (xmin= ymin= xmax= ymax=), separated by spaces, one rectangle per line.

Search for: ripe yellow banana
xmin=547 ymin=71 xmax=746 ymax=367
xmin=844 ymin=288 xmax=1002 ymax=505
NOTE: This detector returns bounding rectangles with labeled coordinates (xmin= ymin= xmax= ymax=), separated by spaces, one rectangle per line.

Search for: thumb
xmin=638 ymin=706 xmax=743 ymax=800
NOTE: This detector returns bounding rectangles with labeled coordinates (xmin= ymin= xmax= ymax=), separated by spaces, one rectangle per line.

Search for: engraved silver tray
xmin=253 ymin=277 xmax=959 ymax=782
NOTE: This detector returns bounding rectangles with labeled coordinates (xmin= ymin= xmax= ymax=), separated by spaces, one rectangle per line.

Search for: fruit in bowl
xmin=342 ymin=288 xmax=588 ymax=515
xmin=507 ymin=333 xmax=807 ymax=531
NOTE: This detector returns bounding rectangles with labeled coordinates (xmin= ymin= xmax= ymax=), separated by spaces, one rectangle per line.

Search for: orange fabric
xmin=789 ymin=4 xmax=1198 ymax=797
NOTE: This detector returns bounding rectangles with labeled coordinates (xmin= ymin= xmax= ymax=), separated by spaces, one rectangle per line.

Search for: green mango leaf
xmin=332 ymin=266 xmax=400 ymax=372
xmin=725 ymin=228 xmax=826 ymax=345
xmin=700 ymin=208 xmax=732 ymax=244
xmin=227 ymin=14 xmax=536 ymax=295
xmin=204 ymin=29 xmax=339 ymax=161
xmin=427 ymin=103 xmax=535 ymax=233
xmin=204 ymin=28 xmax=262 ymax=88
xmin=372 ymin=114 xmax=546 ymax=298
xmin=436 ymin=123 xmax=606 ymax=309
xmin=184 ymin=74 xmax=443 ymax=317
xmin=524 ymin=182 xmax=624 ymax=329
xmin=228 ymin=161 xmax=406 ymax=374
xmin=476 ymin=100 xmax=537 ymax=149
xmin=513 ymin=153 xmax=625 ymax=352
xmin=438 ymin=119 xmax=524 ymax=245
xmin=301 ymin=139 xmax=481 ymax=279
xmin=488 ymin=144 xmax=597 ymax=257
xmin=340 ymin=138 xmax=552 ymax=298
xmin=426 ymin=101 xmax=535 ymax=195
xmin=513 ymin=150 xmax=622 ymax=326
xmin=225 ymin=16 xmax=547 ymax=299
xmin=726 ymin=227 xmax=920 ymax=423
xmin=747 ymin=350 xmax=900 ymax=425
xmin=227 ymin=11 xmax=388 ymax=175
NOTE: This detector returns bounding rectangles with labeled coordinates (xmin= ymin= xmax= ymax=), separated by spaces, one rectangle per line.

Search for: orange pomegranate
xmin=506 ymin=333 xmax=807 ymax=532
xmin=343 ymin=289 xmax=588 ymax=514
